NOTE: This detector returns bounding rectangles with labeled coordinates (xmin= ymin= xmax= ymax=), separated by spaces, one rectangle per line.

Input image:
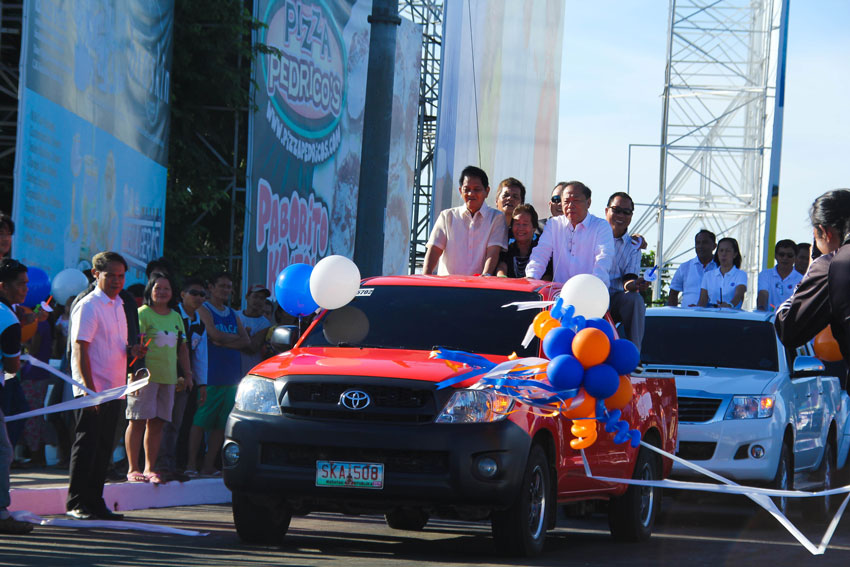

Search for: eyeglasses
xmin=186 ymin=289 xmax=207 ymax=298
xmin=550 ymin=195 xmax=561 ymax=204
xmin=562 ymin=198 xmax=587 ymax=206
xmin=608 ymin=206 xmax=633 ymax=216
xmin=775 ymin=252 xmax=796 ymax=258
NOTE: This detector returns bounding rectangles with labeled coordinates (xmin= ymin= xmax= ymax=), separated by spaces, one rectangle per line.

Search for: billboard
xmin=433 ymin=0 xmax=564 ymax=219
xmin=13 ymin=0 xmax=173 ymax=283
xmin=245 ymin=0 xmax=373 ymax=290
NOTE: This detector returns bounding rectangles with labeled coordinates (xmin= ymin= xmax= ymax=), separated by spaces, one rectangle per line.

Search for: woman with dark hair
xmin=776 ymin=189 xmax=850 ymax=389
xmin=697 ymin=237 xmax=747 ymax=308
xmin=0 ymin=214 xmax=13 ymax=259
xmin=496 ymin=204 xmax=550 ymax=279
xmin=125 ymin=273 xmax=192 ymax=484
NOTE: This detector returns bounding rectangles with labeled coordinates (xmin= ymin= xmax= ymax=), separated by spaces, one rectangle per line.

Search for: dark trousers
xmin=66 ymin=399 xmax=121 ymax=512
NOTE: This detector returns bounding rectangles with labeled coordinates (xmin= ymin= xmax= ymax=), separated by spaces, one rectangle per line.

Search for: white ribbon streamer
xmin=580 ymin=441 xmax=850 ymax=555
xmin=20 ymin=354 xmax=95 ymax=396
xmin=4 ymin=377 xmax=149 ymax=422
xmin=11 ymin=510 xmax=208 ymax=536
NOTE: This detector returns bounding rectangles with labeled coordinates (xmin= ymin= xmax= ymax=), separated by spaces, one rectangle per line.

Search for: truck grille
xmin=678 ymin=397 xmax=723 ymax=422
xmin=282 ymin=380 xmax=439 ymax=423
xmin=261 ymin=443 xmax=449 ymax=474
xmin=677 ymin=441 xmax=717 ymax=461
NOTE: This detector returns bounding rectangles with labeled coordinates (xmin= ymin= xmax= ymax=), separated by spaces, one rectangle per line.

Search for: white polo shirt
xmin=526 ymin=213 xmax=614 ymax=287
xmin=426 ymin=203 xmax=507 ymax=275
xmin=670 ymin=256 xmax=717 ymax=307
xmin=608 ymin=233 xmax=642 ymax=292
xmin=758 ymin=267 xmax=802 ymax=311
xmin=700 ymin=266 xmax=748 ymax=307
xmin=70 ymin=286 xmax=128 ymax=395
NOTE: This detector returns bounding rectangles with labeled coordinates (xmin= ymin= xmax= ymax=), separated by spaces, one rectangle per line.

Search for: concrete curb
xmin=9 ymin=478 xmax=231 ymax=516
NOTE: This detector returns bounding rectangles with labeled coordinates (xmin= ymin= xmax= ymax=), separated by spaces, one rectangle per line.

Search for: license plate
xmin=316 ymin=460 xmax=384 ymax=489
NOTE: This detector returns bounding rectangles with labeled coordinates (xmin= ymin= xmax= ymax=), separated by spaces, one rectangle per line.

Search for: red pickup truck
xmin=223 ymin=275 xmax=678 ymax=556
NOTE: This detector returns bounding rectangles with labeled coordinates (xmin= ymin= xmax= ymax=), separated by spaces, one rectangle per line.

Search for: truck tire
xmin=806 ymin=437 xmax=836 ymax=519
xmin=385 ymin=507 xmax=429 ymax=531
xmin=607 ymin=445 xmax=660 ymax=542
xmin=232 ymin=491 xmax=292 ymax=544
xmin=491 ymin=444 xmax=551 ymax=557
xmin=772 ymin=442 xmax=793 ymax=517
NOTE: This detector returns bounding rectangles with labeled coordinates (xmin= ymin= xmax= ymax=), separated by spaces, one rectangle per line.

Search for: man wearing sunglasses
xmin=156 ymin=277 xmax=209 ymax=480
xmin=605 ymin=192 xmax=647 ymax=350
xmin=526 ymin=181 xmax=614 ymax=286
xmin=757 ymin=239 xmax=802 ymax=311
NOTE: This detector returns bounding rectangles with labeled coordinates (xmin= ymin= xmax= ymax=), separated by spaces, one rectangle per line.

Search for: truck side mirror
xmin=791 ymin=355 xmax=825 ymax=378
xmin=269 ymin=325 xmax=298 ymax=353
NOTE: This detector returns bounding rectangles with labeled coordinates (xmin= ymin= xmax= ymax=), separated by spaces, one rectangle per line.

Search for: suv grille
xmin=262 ymin=444 xmax=449 ymax=474
xmin=678 ymin=396 xmax=723 ymax=422
xmin=282 ymin=380 xmax=439 ymax=423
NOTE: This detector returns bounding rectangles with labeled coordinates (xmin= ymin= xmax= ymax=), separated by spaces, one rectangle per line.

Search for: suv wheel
xmin=385 ymin=507 xmax=429 ymax=531
xmin=806 ymin=437 xmax=836 ymax=519
xmin=608 ymin=445 xmax=660 ymax=542
xmin=232 ymin=491 xmax=292 ymax=544
xmin=491 ymin=444 xmax=551 ymax=557
xmin=772 ymin=442 xmax=793 ymax=517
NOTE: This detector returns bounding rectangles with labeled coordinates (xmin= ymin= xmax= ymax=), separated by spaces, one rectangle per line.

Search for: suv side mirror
xmin=792 ymin=355 xmax=825 ymax=378
xmin=269 ymin=325 xmax=298 ymax=354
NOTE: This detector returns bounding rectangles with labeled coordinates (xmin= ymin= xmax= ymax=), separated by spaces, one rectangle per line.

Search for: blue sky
xmin=557 ymin=0 xmax=849 ymax=255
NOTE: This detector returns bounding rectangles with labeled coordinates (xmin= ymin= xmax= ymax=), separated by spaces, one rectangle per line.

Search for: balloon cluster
xmin=433 ymin=274 xmax=642 ymax=449
xmin=274 ymin=255 xmax=361 ymax=317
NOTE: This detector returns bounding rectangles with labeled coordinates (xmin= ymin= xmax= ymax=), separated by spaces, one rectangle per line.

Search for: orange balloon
xmin=561 ymin=390 xmax=596 ymax=419
xmin=605 ymin=375 xmax=634 ymax=410
xmin=572 ymin=327 xmax=611 ymax=368
xmin=814 ymin=326 xmax=842 ymax=362
xmin=569 ymin=410 xmax=598 ymax=450
xmin=533 ymin=311 xmax=560 ymax=339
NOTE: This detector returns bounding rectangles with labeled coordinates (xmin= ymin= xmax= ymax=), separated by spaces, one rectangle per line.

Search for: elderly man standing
xmin=423 ymin=166 xmax=507 ymax=276
xmin=495 ymin=177 xmax=525 ymax=229
xmin=67 ymin=252 xmax=143 ymax=521
xmin=604 ymin=193 xmax=647 ymax=350
xmin=526 ymin=181 xmax=614 ymax=286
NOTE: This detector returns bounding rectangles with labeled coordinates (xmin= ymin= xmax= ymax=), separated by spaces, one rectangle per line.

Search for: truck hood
xmin=250 ymin=347 xmax=507 ymax=384
xmin=643 ymin=365 xmax=781 ymax=396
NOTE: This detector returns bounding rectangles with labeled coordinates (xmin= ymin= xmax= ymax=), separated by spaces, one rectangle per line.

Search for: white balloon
xmin=51 ymin=268 xmax=89 ymax=306
xmin=309 ymin=255 xmax=361 ymax=310
xmin=560 ymin=274 xmax=610 ymax=319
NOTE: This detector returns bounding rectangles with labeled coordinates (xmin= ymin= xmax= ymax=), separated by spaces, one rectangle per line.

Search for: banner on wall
xmin=244 ymin=0 xmax=374 ymax=291
xmin=432 ymin=0 xmax=564 ymax=221
xmin=12 ymin=0 xmax=173 ymax=284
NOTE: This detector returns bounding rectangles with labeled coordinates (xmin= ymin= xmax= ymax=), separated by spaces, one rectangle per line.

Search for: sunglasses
xmin=186 ymin=289 xmax=207 ymax=298
xmin=608 ymin=206 xmax=633 ymax=216
xmin=550 ymin=195 xmax=561 ymax=204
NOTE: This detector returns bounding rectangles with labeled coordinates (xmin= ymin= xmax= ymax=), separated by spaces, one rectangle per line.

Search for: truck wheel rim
xmin=527 ymin=464 xmax=546 ymax=540
xmin=639 ymin=462 xmax=655 ymax=527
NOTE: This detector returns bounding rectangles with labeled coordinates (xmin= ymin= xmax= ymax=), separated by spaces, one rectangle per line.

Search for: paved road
xmin=1 ymin=496 xmax=849 ymax=566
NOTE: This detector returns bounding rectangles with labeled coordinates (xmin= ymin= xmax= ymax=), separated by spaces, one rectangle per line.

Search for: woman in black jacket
xmin=775 ymin=189 xmax=850 ymax=390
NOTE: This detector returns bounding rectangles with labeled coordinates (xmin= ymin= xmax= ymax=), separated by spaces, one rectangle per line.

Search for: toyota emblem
xmin=340 ymin=389 xmax=371 ymax=410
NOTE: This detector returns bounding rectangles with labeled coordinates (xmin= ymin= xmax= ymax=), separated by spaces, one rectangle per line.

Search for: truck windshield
xmin=641 ymin=316 xmax=779 ymax=371
xmin=300 ymin=285 xmax=542 ymax=357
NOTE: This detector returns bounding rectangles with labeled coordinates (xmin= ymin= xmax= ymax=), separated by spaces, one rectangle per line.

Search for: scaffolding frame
xmin=399 ymin=0 xmax=442 ymax=274
xmin=630 ymin=0 xmax=785 ymax=307
xmin=0 ymin=1 xmax=22 ymax=207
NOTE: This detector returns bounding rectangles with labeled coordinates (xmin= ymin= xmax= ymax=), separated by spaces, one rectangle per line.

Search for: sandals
xmin=145 ymin=472 xmax=164 ymax=485
xmin=126 ymin=472 xmax=146 ymax=483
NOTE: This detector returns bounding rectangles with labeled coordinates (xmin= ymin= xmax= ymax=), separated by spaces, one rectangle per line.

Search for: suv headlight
xmin=234 ymin=376 xmax=281 ymax=415
xmin=436 ymin=390 xmax=513 ymax=423
xmin=724 ymin=395 xmax=775 ymax=420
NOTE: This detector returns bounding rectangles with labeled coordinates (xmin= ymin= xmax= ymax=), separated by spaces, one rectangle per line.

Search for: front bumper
xmin=223 ymin=409 xmax=533 ymax=511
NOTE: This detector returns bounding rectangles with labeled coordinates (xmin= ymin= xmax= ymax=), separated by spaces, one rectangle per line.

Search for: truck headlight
xmin=436 ymin=390 xmax=513 ymax=423
xmin=234 ymin=376 xmax=281 ymax=415
xmin=724 ymin=395 xmax=774 ymax=420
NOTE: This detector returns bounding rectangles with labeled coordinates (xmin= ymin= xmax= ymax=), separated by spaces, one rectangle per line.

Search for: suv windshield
xmin=300 ymin=285 xmax=542 ymax=357
xmin=642 ymin=316 xmax=779 ymax=371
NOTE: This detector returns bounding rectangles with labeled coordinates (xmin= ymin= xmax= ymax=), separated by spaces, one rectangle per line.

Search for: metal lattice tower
xmin=0 ymin=1 xmax=23 ymax=207
xmin=399 ymin=0 xmax=442 ymax=274
xmin=631 ymin=0 xmax=785 ymax=306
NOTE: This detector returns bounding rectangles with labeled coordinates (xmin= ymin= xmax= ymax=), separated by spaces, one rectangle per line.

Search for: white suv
xmin=640 ymin=307 xmax=850 ymax=514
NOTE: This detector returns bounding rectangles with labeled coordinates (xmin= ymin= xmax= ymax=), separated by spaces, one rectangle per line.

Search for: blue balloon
xmin=550 ymin=298 xmax=565 ymax=320
xmin=24 ymin=267 xmax=50 ymax=308
xmin=585 ymin=318 xmax=615 ymax=342
xmin=547 ymin=354 xmax=584 ymax=392
xmin=583 ymin=364 xmax=620 ymax=399
xmin=542 ymin=327 xmax=576 ymax=359
xmin=606 ymin=339 xmax=641 ymax=375
xmin=275 ymin=263 xmax=319 ymax=317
